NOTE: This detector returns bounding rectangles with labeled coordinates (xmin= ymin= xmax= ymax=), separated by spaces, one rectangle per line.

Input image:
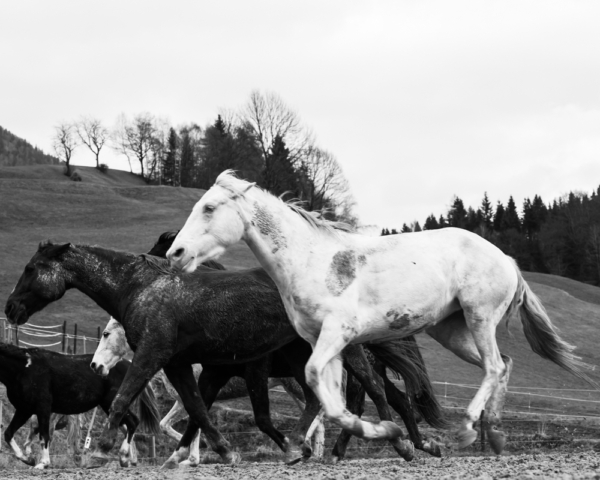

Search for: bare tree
xmin=52 ymin=123 xmax=77 ymax=176
xmin=298 ymin=146 xmax=356 ymax=224
xmin=112 ymin=113 xmax=156 ymax=179
xmin=241 ymin=90 xmax=313 ymax=165
xmin=112 ymin=113 xmax=134 ymax=173
xmin=75 ymin=116 xmax=108 ymax=169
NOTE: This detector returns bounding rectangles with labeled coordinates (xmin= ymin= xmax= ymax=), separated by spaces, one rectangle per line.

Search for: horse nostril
xmin=90 ymin=362 xmax=96 ymax=372
xmin=173 ymin=248 xmax=185 ymax=260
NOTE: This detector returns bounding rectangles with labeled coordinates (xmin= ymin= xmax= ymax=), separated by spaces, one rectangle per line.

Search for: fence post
xmin=150 ymin=436 xmax=156 ymax=464
xmin=83 ymin=336 xmax=86 ymax=355
xmin=0 ymin=400 xmax=3 ymax=452
xmin=62 ymin=321 xmax=67 ymax=353
xmin=15 ymin=326 xmax=19 ymax=347
xmin=73 ymin=323 xmax=78 ymax=355
xmin=97 ymin=326 xmax=101 ymax=341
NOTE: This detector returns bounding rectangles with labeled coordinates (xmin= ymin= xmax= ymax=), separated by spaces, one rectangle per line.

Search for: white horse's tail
xmin=510 ymin=263 xmax=599 ymax=389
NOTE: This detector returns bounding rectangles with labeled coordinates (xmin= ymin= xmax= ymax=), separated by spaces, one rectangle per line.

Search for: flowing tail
xmin=511 ymin=263 xmax=599 ymax=389
xmin=367 ymin=337 xmax=451 ymax=430
xmin=132 ymin=383 xmax=162 ymax=435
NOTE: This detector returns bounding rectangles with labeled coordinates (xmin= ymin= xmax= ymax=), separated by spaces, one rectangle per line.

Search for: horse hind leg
xmin=342 ymin=345 xmax=414 ymax=461
xmin=483 ymin=354 xmax=513 ymax=454
xmin=6 ymin=411 xmax=36 ymax=466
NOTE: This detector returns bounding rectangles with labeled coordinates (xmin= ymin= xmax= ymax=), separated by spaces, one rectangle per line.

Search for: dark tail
xmin=133 ymin=383 xmax=162 ymax=435
xmin=510 ymin=261 xmax=599 ymax=388
xmin=367 ymin=337 xmax=451 ymax=430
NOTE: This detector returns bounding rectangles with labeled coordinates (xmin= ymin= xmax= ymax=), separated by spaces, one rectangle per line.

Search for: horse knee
xmin=159 ymin=419 xmax=170 ymax=434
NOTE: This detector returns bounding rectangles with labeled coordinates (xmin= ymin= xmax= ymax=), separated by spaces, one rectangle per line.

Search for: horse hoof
xmin=22 ymin=456 xmax=36 ymax=467
xmin=487 ymin=428 xmax=507 ymax=454
xmin=180 ymin=459 xmax=200 ymax=468
xmin=223 ymin=451 xmax=241 ymax=464
xmin=119 ymin=458 xmax=130 ymax=468
xmin=301 ymin=441 xmax=312 ymax=459
xmin=379 ymin=420 xmax=403 ymax=440
xmin=330 ymin=456 xmax=341 ymax=465
xmin=457 ymin=428 xmax=478 ymax=449
xmin=281 ymin=437 xmax=290 ymax=453
xmin=34 ymin=463 xmax=48 ymax=470
xmin=400 ymin=440 xmax=415 ymax=462
xmin=423 ymin=440 xmax=442 ymax=458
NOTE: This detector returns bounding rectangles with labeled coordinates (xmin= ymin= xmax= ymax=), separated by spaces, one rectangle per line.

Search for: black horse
xmin=0 ymin=343 xmax=159 ymax=469
xmin=144 ymin=231 xmax=446 ymax=463
xmin=5 ymin=240 xmax=444 ymax=465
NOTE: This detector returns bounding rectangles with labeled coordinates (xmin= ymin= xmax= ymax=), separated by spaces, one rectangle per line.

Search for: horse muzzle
xmin=90 ymin=361 xmax=108 ymax=377
xmin=4 ymin=300 xmax=28 ymax=325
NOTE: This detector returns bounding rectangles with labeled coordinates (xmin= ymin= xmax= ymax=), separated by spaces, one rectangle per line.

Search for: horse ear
xmin=51 ymin=243 xmax=72 ymax=257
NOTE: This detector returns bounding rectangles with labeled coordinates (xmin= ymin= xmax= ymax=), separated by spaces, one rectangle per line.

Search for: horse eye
xmin=25 ymin=265 xmax=35 ymax=273
xmin=103 ymin=331 xmax=109 ymax=338
xmin=204 ymin=205 xmax=215 ymax=214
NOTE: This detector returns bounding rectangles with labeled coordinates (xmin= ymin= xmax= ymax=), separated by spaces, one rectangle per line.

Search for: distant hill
xmin=0 ymin=126 xmax=59 ymax=166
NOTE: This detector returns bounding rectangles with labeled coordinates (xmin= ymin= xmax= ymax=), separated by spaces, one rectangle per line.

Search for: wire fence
xmin=0 ymin=316 xmax=102 ymax=354
xmin=1 ymin=321 xmax=600 ymax=463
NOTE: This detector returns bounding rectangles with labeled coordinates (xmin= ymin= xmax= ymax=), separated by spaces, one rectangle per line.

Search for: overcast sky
xmin=3 ymin=1 xmax=600 ymax=229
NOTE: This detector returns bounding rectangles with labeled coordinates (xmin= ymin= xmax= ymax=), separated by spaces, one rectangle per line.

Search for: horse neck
xmin=242 ymin=192 xmax=338 ymax=293
xmin=64 ymin=246 xmax=138 ymax=319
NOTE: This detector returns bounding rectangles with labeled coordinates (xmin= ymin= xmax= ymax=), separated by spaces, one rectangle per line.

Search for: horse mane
xmin=140 ymin=254 xmax=177 ymax=275
xmin=215 ymin=170 xmax=355 ymax=236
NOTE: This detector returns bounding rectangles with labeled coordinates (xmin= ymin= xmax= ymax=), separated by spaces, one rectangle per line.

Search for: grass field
xmin=1 ymin=163 xmax=600 ymax=464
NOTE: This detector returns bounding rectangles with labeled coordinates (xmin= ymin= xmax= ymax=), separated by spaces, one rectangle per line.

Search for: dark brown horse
xmin=5 ymin=240 xmax=444 ymax=466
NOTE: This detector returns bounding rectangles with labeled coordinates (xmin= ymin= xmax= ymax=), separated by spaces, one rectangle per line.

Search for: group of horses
xmin=3 ymin=169 xmax=597 ymax=470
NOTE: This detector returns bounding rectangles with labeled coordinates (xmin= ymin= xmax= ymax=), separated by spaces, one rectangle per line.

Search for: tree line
xmin=52 ymin=91 xmax=356 ymax=224
xmin=0 ymin=126 xmax=58 ymax=167
xmin=386 ymin=190 xmax=600 ymax=285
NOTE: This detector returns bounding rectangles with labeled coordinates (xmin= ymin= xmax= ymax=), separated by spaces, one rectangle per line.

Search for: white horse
xmin=167 ymin=170 xmax=597 ymax=454
xmin=92 ymin=317 xmax=325 ymax=466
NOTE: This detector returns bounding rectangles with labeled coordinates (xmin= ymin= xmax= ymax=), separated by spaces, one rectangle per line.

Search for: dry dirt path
xmin=4 ymin=452 xmax=600 ymax=480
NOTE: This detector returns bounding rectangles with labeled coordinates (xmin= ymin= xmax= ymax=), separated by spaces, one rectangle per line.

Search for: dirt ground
xmin=2 ymin=451 xmax=600 ymax=480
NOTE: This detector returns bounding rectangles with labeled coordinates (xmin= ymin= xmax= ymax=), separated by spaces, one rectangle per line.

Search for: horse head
xmin=5 ymin=241 xmax=72 ymax=325
xmin=168 ymin=170 xmax=254 ymax=273
xmin=91 ymin=317 xmax=130 ymax=376
xmin=147 ymin=230 xmax=180 ymax=258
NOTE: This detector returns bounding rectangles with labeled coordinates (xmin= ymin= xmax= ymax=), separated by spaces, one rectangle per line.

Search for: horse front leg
xmin=92 ymin=344 xmax=167 ymax=466
xmin=305 ymin=321 xmax=403 ymax=444
xmin=244 ymin=359 xmax=290 ymax=453
xmin=4 ymin=410 xmax=35 ymax=466
xmin=33 ymin=409 xmax=52 ymax=469
xmin=162 ymin=365 xmax=237 ymax=466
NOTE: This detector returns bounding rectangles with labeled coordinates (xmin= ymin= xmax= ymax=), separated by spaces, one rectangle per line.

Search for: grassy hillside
xmin=0 ymin=164 xmax=259 ymax=342
xmin=1 ymin=164 xmax=599 ymax=397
